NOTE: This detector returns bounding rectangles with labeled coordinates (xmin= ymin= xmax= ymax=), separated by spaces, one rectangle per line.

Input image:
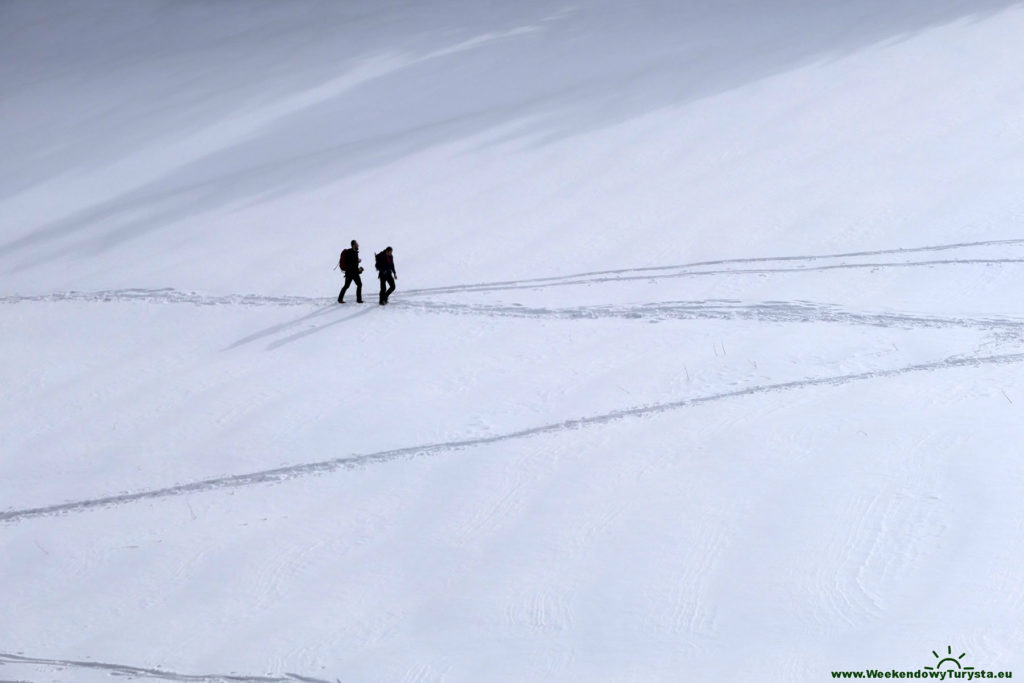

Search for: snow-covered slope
xmin=3 ymin=1 xmax=1024 ymax=681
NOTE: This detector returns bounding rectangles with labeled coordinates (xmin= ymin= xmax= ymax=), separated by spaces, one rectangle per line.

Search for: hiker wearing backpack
xmin=375 ymin=246 xmax=397 ymax=305
xmin=337 ymin=239 xmax=364 ymax=304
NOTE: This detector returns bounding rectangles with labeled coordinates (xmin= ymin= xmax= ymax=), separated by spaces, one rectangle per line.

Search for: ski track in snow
xmin=404 ymin=236 xmax=1024 ymax=290
xmin=3 ymin=350 xmax=1023 ymax=525
xmin=405 ymin=257 xmax=1024 ymax=296
xmin=0 ymin=652 xmax=331 ymax=683
xmin=397 ymin=299 xmax=1024 ymax=335
xmin=400 ymin=236 xmax=1024 ymax=295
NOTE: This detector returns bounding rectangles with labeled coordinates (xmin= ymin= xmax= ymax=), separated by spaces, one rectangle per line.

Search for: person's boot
xmin=357 ymin=298 xmax=364 ymax=304
xmin=338 ymin=298 xmax=345 ymax=304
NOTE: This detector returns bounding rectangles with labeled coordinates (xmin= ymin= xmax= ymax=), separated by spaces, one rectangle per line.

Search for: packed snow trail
xmin=5 ymin=287 xmax=1024 ymax=336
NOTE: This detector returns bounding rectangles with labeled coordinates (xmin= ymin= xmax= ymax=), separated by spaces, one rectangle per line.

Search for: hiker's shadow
xmin=225 ymin=303 xmax=376 ymax=351
xmin=268 ymin=306 xmax=376 ymax=349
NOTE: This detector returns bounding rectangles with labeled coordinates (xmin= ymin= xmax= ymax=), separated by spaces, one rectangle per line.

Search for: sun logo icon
xmin=924 ymin=646 xmax=974 ymax=671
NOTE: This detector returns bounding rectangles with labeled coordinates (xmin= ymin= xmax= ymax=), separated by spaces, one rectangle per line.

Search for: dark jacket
xmin=377 ymin=252 xmax=396 ymax=278
xmin=341 ymin=248 xmax=361 ymax=273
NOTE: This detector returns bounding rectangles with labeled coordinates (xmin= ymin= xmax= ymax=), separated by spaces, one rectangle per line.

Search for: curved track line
xmin=402 ymin=236 xmax=1024 ymax=294
xmin=4 ymin=351 xmax=1023 ymax=525
xmin=402 ymin=258 xmax=1024 ymax=296
xmin=0 ymin=652 xmax=330 ymax=683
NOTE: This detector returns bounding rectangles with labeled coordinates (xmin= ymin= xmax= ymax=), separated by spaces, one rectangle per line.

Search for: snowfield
xmin=3 ymin=1 xmax=1024 ymax=681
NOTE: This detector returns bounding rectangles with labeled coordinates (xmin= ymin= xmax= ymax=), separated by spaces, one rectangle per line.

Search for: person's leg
xmin=338 ymin=273 xmax=353 ymax=302
xmin=354 ymin=274 xmax=363 ymax=303
xmin=385 ymin=275 xmax=396 ymax=302
xmin=379 ymin=276 xmax=387 ymax=305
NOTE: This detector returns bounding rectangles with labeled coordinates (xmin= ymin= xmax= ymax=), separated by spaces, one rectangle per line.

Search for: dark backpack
xmin=374 ymin=251 xmax=387 ymax=272
xmin=339 ymin=248 xmax=352 ymax=270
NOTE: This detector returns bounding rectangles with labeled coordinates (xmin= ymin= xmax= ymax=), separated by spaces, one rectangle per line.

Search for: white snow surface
xmin=4 ymin=1 xmax=1024 ymax=680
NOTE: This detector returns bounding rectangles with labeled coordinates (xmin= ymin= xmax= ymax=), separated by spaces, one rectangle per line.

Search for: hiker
xmin=337 ymin=239 xmax=364 ymax=303
xmin=375 ymin=246 xmax=397 ymax=305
